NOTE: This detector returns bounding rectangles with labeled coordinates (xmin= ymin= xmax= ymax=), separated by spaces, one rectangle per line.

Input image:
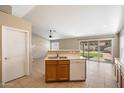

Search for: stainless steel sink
xmin=48 ymin=56 xmax=67 ymax=59
xmin=48 ymin=56 xmax=58 ymax=59
xmin=59 ymin=56 xmax=67 ymax=59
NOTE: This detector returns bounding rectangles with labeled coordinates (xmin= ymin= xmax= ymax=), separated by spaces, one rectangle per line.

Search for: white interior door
xmin=2 ymin=27 xmax=28 ymax=83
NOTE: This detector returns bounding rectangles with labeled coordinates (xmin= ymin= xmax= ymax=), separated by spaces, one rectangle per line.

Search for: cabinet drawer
xmin=46 ymin=60 xmax=57 ymax=64
xmin=58 ymin=60 xmax=70 ymax=64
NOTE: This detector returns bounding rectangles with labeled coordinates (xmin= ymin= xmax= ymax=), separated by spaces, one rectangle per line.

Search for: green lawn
xmin=80 ymin=51 xmax=102 ymax=57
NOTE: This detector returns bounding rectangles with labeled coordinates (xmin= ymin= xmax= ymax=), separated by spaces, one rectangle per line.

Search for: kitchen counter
xmin=44 ymin=56 xmax=86 ymax=61
xmin=114 ymin=58 xmax=124 ymax=88
xmin=115 ymin=58 xmax=124 ymax=67
xmin=44 ymin=55 xmax=87 ymax=82
xmin=42 ymin=50 xmax=87 ymax=82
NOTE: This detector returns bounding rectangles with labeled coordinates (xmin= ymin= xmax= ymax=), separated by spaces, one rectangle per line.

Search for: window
xmin=51 ymin=41 xmax=59 ymax=50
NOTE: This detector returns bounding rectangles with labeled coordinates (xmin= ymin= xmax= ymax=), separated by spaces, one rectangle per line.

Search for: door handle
xmin=4 ymin=57 xmax=8 ymax=60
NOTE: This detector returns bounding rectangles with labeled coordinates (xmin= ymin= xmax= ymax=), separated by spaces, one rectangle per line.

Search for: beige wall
xmin=113 ymin=33 xmax=120 ymax=58
xmin=32 ymin=33 xmax=50 ymax=60
xmin=0 ymin=11 xmax=32 ymax=82
xmin=120 ymin=28 xmax=124 ymax=36
xmin=0 ymin=5 xmax=12 ymax=15
xmin=120 ymin=27 xmax=124 ymax=37
xmin=58 ymin=34 xmax=119 ymax=58
xmin=59 ymin=38 xmax=79 ymax=49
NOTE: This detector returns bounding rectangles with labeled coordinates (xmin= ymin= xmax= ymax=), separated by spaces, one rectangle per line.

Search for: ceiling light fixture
xmin=49 ymin=29 xmax=56 ymax=38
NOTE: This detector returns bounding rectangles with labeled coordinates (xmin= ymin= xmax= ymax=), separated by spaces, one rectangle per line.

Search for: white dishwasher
xmin=70 ymin=59 xmax=86 ymax=81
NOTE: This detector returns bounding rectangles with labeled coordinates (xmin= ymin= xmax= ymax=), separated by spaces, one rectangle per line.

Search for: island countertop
xmin=44 ymin=55 xmax=87 ymax=82
xmin=42 ymin=50 xmax=87 ymax=80
xmin=44 ymin=56 xmax=87 ymax=61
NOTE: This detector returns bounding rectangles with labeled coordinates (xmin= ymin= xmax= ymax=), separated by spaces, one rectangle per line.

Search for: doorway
xmin=2 ymin=26 xmax=29 ymax=84
xmin=80 ymin=39 xmax=113 ymax=63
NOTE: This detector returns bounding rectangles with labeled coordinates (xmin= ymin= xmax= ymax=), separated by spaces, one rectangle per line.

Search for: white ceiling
xmin=12 ymin=5 xmax=124 ymax=40
xmin=12 ymin=5 xmax=36 ymax=17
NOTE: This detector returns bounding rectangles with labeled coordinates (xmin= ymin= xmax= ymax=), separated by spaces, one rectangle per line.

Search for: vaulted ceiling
xmin=12 ymin=5 xmax=124 ymax=40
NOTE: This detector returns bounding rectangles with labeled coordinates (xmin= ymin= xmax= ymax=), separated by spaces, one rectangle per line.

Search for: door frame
xmin=1 ymin=25 xmax=30 ymax=84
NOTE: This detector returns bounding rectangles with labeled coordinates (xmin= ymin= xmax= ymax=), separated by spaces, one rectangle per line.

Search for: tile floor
xmin=0 ymin=59 xmax=117 ymax=88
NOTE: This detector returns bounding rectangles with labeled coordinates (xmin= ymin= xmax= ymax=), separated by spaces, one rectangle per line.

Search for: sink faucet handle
xmin=57 ymin=53 xmax=59 ymax=57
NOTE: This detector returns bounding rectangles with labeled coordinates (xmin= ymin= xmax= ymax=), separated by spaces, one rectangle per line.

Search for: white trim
xmin=2 ymin=27 xmax=5 ymax=85
xmin=26 ymin=31 xmax=30 ymax=75
xmin=1 ymin=25 xmax=30 ymax=84
xmin=2 ymin=26 xmax=29 ymax=33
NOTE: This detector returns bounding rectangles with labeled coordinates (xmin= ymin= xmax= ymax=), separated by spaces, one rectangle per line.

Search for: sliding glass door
xmin=80 ymin=41 xmax=88 ymax=58
xmin=80 ymin=41 xmax=99 ymax=61
xmin=80 ymin=39 xmax=113 ymax=63
xmin=99 ymin=40 xmax=112 ymax=62
xmin=88 ymin=41 xmax=99 ymax=61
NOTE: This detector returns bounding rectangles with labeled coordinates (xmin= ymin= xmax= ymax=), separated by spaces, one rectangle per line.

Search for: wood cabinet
xmin=114 ymin=58 xmax=121 ymax=88
xmin=121 ymin=67 xmax=124 ymax=88
xmin=114 ymin=58 xmax=124 ymax=88
xmin=45 ymin=60 xmax=57 ymax=81
xmin=45 ymin=60 xmax=70 ymax=82
xmin=117 ymin=65 xmax=121 ymax=88
xmin=57 ymin=60 xmax=70 ymax=81
xmin=114 ymin=64 xmax=118 ymax=81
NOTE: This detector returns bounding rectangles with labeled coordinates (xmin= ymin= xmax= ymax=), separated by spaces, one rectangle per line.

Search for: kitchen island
xmin=44 ymin=50 xmax=87 ymax=82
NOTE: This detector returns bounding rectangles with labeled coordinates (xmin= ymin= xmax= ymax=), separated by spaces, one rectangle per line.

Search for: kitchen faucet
xmin=56 ymin=52 xmax=59 ymax=58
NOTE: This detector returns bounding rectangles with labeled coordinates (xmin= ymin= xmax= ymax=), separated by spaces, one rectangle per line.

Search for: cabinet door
xmin=117 ymin=65 xmax=121 ymax=88
xmin=57 ymin=60 xmax=70 ymax=81
xmin=121 ymin=74 xmax=124 ymax=88
xmin=115 ymin=64 xmax=118 ymax=81
xmin=45 ymin=60 xmax=57 ymax=81
xmin=121 ymin=67 xmax=124 ymax=88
